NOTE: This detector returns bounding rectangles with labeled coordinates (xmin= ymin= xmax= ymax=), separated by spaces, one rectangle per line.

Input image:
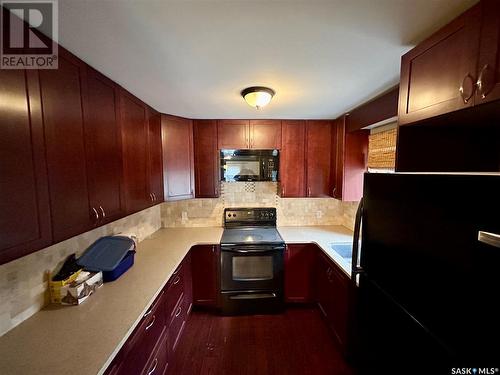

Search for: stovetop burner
xmin=220 ymin=227 xmax=284 ymax=245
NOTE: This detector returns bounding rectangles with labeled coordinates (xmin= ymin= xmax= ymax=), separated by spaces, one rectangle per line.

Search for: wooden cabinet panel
xmin=306 ymin=120 xmax=332 ymax=197
xmin=39 ymin=50 xmax=92 ymax=242
xmin=83 ymin=68 xmax=124 ymax=224
xmin=279 ymin=120 xmax=306 ymax=197
xmin=147 ymin=109 xmax=164 ymax=204
xmin=332 ymin=116 xmax=368 ymax=202
xmin=162 ymin=115 xmax=195 ymax=200
xmin=316 ymin=250 xmax=351 ymax=353
xmin=0 ymin=70 xmax=52 ymax=264
xmin=476 ymin=0 xmax=500 ymax=104
xmin=217 ymin=120 xmax=249 ymax=149
xmin=284 ymin=244 xmax=316 ymax=303
xmin=193 ymin=120 xmax=219 ymax=198
xmin=249 ymin=120 xmax=282 ymax=149
xmin=120 ymin=91 xmax=150 ymax=213
xmin=398 ymin=4 xmax=481 ymax=125
xmin=191 ymin=245 xmax=218 ymax=307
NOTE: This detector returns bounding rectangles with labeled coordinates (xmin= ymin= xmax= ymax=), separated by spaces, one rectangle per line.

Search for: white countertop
xmin=278 ymin=225 xmax=354 ymax=276
xmin=0 ymin=227 xmax=223 ymax=375
xmin=0 ymin=225 xmax=353 ymax=375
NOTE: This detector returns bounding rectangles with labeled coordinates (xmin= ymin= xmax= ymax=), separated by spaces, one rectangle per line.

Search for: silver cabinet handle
xmin=175 ymin=306 xmax=182 ymax=317
xmin=147 ymin=358 xmax=158 ymax=375
xmin=477 ymin=64 xmax=493 ymax=99
xmin=152 ymin=192 xmax=156 ymax=201
xmin=99 ymin=206 xmax=105 ymax=219
xmin=459 ymin=73 xmax=475 ymax=103
xmin=173 ymin=275 xmax=180 ymax=285
xmin=149 ymin=193 xmax=154 ymax=202
xmin=307 ymin=187 xmax=311 ymax=197
xmin=145 ymin=314 xmax=156 ymax=331
xmin=91 ymin=207 xmax=99 ymax=224
xmin=478 ymin=231 xmax=500 ymax=248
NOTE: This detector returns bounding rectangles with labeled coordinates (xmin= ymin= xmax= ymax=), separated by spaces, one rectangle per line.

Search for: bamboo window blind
xmin=367 ymin=127 xmax=397 ymax=169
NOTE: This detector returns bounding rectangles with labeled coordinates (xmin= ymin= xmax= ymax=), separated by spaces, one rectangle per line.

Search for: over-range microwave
xmin=220 ymin=149 xmax=279 ymax=182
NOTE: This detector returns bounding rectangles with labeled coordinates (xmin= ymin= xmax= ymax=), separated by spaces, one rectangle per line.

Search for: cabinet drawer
xmin=165 ymin=265 xmax=184 ymax=324
xmin=167 ymin=295 xmax=187 ymax=356
xmin=141 ymin=327 xmax=169 ymax=375
xmin=120 ymin=291 xmax=166 ymax=374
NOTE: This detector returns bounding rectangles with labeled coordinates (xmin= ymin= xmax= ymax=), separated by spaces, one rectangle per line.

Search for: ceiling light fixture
xmin=241 ymin=86 xmax=275 ymax=109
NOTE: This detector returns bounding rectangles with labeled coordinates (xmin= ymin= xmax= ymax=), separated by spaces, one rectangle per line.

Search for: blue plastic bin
xmin=77 ymin=236 xmax=136 ymax=282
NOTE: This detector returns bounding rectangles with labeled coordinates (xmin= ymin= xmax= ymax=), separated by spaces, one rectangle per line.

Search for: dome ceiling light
xmin=241 ymin=86 xmax=275 ymax=109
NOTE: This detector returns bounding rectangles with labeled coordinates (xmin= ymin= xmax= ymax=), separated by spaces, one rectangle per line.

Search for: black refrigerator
xmin=352 ymin=173 xmax=500 ymax=374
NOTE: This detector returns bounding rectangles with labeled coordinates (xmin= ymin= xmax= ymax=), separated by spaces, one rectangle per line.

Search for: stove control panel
xmin=224 ymin=207 xmax=277 ymax=227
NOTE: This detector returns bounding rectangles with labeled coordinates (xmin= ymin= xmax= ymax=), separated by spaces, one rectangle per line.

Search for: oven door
xmin=220 ymin=245 xmax=284 ymax=291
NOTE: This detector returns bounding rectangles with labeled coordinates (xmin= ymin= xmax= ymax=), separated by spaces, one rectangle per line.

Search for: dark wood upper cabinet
xmin=147 ymin=109 xmax=164 ymax=204
xmin=162 ymin=115 xmax=195 ymax=201
xmin=193 ymin=120 xmax=219 ymax=198
xmin=398 ymin=3 xmax=481 ymax=125
xmin=476 ymin=0 xmax=500 ymax=105
xmin=217 ymin=119 xmax=281 ymax=149
xmin=305 ymin=120 xmax=332 ymax=197
xmin=191 ymin=245 xmax=218 ymax=307
xmin=0 ymin=70 xmax=52 ymax=265
xmin=249 ymin=120 xmax=282 ymax=149
xmin=332 ymin=116 xmax=369 ymax=202
xmin=279 ymin=120 xmax=306 ymax=197
xmin=39 ymin=50 xmax=93 ymax=242
xmin=217 ymin=120 xmax=249 ymax=149
xmin=120 ymin=91 xmax=150 ymax=214
xmin=82 ymin=67 xmax=124 ymax=224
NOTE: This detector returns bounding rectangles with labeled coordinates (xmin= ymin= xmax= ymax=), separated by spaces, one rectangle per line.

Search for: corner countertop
xmin=0 ymin=227 xmax=223 ymax=375
xmin=0 ymin=225 xmax=353 ymax=375
xmin=278 ymin=225 xmax=354 ymax=276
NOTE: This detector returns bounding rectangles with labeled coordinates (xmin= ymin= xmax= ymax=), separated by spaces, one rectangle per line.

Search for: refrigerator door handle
xmin=478 ymin=231 xmax=500 ymax=248
xmin=351 ymin=197 xmax=364 ymax=283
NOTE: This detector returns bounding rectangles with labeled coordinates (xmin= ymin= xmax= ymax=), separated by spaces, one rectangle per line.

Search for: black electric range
xmin=219 ymin=207 xmax=285 ymax=315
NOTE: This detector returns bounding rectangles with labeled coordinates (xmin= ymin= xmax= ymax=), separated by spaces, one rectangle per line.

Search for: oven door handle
xmin=222 ymin=246 xmax=284 ymax=253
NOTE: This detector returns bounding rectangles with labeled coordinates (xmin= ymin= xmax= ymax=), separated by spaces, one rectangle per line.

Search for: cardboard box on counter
xmin=50 ymin=271 xmax=103 ymax=305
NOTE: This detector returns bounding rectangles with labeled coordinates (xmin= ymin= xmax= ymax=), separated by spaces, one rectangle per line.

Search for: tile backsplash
xmin=162 ymin=182 xmax=358 ymax=229
xmin=0 ymin=205 xmax=161 ymax=336
xmin=1 ymin=183 xmax=359 ymax=337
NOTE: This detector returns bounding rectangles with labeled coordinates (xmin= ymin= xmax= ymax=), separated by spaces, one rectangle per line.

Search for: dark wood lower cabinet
xmin=105 ymin=251 xmax=193 ymax=375
xmin=191 ymin=245 xmax=218 ymax=307
xmin=316 ymin=250 xmax=351 ymax=354
xmin=105 ymin=243 xmax=352 ymax=374
xmin=284 ymin=244 xmax=316 ymax=303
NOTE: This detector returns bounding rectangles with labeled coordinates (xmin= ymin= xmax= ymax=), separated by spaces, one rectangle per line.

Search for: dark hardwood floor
xmin=170 ymin=307 xmax=355 ymax=375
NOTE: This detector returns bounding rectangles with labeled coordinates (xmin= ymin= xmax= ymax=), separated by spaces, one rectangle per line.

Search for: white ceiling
xmin=58 ymin=0 xmax=477 ymax=119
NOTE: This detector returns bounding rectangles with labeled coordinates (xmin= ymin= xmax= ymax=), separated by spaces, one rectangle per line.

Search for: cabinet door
xmin=305 ymin=121 xmax=332 ymax=197
xmin=328 ymin=262 xmax=351 ymax=350
xmin=0 ymin=70 xmax=51 ymax=264
xmin=147 ymin=109 xmax=164 ymax=205
xmin=162 ymin=115 xmax=194 ymax=200
xmin=39 ymin=50 xmax=92 ymax=242
xmin=398 ymin=4 xmax=481 ymax=125
xmin=191 ymin=245 xmax=218 ymax=307
xmin=120 ymin=91 xmax=150 ymax=213
xmin=284 ymin=244 xmax=316 ymax=303
xmin=217 ymin=120 xmax=249 ymax=149
xmin=193 ymin=120 xmax=219 ymax=198
xmin=280 ymin=120 xmax=306 ymax=197
xmin=476 ymin=0 xmax=500 ymax=104
xmin=249 ymin=120 xmax=281 ymax=149
xmin=316 ymin=252 xmax=334 ymax=320
xmin=83 ymin=68 xmax=124 ymax=224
